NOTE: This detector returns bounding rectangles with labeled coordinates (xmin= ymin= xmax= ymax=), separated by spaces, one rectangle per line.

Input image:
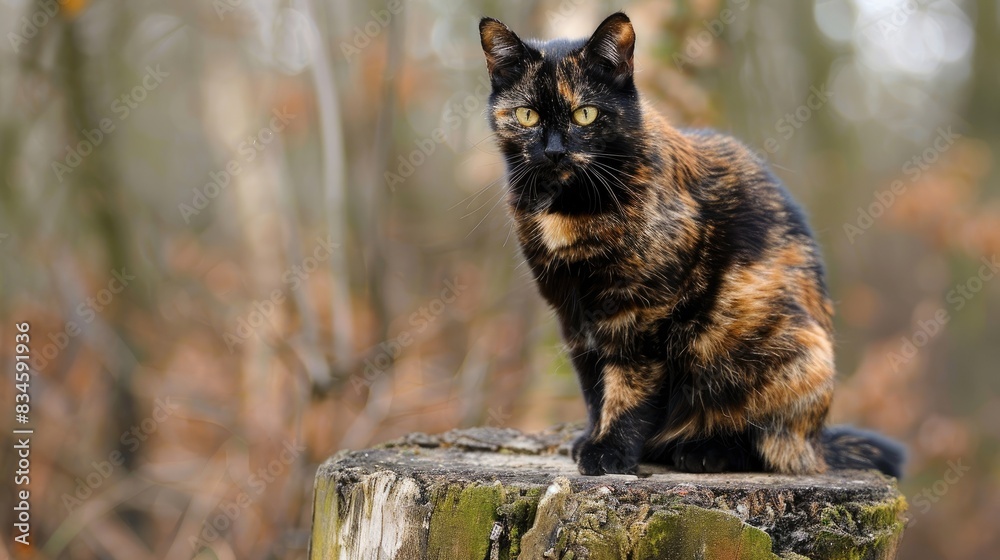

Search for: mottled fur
xmin=479 ymin=13 xmax=904 ymax=477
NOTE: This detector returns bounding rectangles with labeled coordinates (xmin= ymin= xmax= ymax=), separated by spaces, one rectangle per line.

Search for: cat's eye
xmin=515 ymin=107 xmax=540 ymax=127
xmin=572 ymin=106 xmax=599 ymax=126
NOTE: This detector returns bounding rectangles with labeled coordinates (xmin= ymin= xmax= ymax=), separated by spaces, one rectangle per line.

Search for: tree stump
xmin=310 ymin=425 xmax=906 ymax=559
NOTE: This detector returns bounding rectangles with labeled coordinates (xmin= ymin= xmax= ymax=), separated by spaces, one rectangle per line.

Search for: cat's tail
xmin=819 ymin=425 xmax=906 ymax=478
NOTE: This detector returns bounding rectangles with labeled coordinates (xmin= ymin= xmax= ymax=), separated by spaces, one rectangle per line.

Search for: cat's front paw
xmin=575 ymin=439 xmax=638 ymax=475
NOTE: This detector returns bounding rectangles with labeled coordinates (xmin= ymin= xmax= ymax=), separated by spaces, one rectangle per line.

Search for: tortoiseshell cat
xmin=479 ymin=13 xmax=904 ymax=477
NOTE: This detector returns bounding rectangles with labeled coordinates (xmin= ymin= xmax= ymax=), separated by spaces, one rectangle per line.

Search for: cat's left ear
xmin=583 ymin=13 xmax=636 ymax=85
xmin=480 ymin=18 xmax=535 ymax=88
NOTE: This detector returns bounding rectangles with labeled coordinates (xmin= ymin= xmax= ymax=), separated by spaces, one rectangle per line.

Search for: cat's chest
xmin=519 ymin=210 xmax=628 ymax=262
xmin=535 ymin=213 xmax=583 ymax=252
xmin=534 ymin=265 xmax=652 ymax=348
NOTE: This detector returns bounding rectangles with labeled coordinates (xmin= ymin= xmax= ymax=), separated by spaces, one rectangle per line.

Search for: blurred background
xmin=0 ymin=0 xmax=997 ymax=558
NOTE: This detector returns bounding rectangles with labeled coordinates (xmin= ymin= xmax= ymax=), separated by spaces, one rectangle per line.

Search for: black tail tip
xmin=822 ymin=425 xmax=906 ymax=478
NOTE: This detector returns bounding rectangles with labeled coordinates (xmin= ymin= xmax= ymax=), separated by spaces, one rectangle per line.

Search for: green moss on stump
xmin=812 ymin=494 xmax=908 ymax=560
xmin=309 ymin=475 xmax=338 ymax=559
xmin=635 ymin=506 xmax=779 ymax=559
xmin=424 ymin=482 xmax=547 ymax=560
xmin=427 ymin=483 xmax=502 ymax=559
xmin=497 ymin=489 xmax=541 ymax=559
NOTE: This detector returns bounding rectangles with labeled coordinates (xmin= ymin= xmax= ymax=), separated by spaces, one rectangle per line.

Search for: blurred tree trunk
xmin=966 ymin=0 xmax=1000 ymax=191
xmin=363 ymin=0 xmax=406 ymax=375
xmin=57 ymin=2 xmax=149 ymax=543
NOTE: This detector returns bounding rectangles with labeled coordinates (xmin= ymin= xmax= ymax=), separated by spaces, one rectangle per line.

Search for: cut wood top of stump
xmin=326 ymin=424 xmax=899 ymax=500
xmin=314 ymin=425 xmax=907 ymax=560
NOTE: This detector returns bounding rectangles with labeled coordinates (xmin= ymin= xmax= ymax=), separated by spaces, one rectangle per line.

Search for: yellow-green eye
xmin=515 ymin=107 xmax=539 ymax=127
xmin=572 ymin=106 xmax=598 ymax=126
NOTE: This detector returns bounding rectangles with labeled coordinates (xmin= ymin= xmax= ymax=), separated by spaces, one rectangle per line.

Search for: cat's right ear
xmin=480 ymin=18 xmax=533 ymax=88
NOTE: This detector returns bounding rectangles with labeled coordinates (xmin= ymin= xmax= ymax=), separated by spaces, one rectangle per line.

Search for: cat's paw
xmin=671 ymin=439 xmax=747 ymax=473
xmin=672 ymin=444 xmax=728 ymax=473
xmin=575 ymin=440 xmax=638 ymax=475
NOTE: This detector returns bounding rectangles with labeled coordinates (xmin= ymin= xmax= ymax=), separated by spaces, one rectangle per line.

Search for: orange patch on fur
xmin=595 ymin=308 xmax=636 ymax=336
xmin=596 ymin=363 xmax=656 ymax=439
xmin=596 ymin=364 xmax=633 ymax=438
xmin=557 ymin=79 xmax=575 ymax=105
xmin=536 ymin=212 xmax=582 ymax=251
xmin=650 ymin=419 xmax=700 ymax=446
xmin=758 ymin=431 xmax=826 ymax=474
xmin=776 ymin=326 xmax=835 ymax=410
xmin=690 ymin=260 xmax=786 ymax=362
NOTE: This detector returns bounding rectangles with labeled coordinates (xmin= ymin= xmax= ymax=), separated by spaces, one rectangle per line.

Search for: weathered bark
xmin=310 ymin=425 xmax=906 ymax=559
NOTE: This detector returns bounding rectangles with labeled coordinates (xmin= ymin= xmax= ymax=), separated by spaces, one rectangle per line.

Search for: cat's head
xmin=479 ymin=13 xmax=646 ymax=215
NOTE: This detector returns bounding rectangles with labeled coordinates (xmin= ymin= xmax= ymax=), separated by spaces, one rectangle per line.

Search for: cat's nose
xmin=544 ymin=134 xmax=566 ymax=164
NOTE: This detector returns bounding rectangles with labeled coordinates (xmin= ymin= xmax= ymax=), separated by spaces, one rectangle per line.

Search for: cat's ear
xmin=480 ymin=18 xmax=534 ymax=87
xmin=583 ymin=12 xmax=635 ymax=85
